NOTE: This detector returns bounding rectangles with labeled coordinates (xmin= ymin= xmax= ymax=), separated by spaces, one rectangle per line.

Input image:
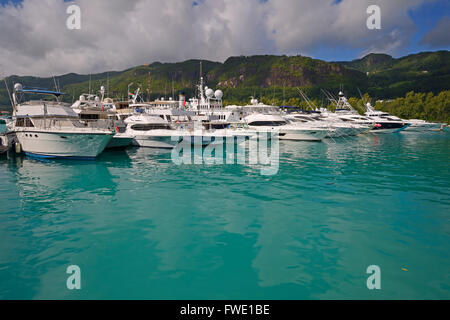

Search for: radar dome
xmin=205 ymin=88 xmax=214 ymax=98
xmin=79 ymin=95 xmax=86 ymax=102
xmin=366 ymin=102 xmax=371 ymax=107
xmin=338 ymin=91 xmax=344 ymax=96
xmin=14 ymin=83 xmax=23 ymax=92
xmin=214 ymin=90 xmax=223 ymax=100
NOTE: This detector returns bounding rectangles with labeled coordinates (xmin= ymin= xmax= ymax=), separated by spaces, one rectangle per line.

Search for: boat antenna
xmin=47 ymin=60 xmax=61 ymax=96
xmin=297 ymin=88 xmax=317 ymax=110
xmin=199 ymin=61 xmax=205 ymax=101
xmin=172 ymin=75 xmax=174 ymax=100
xmin=357 ymin=87 xmax=364 ymax=100
xmin=107 ymin=72 xmax=110 ymax=97
xmin=89 ymin=74 xmax=92 ymax=95
xmin=147 ymin=72 xmax=151 ymax=102
xmin=2 ymin=76 xmax=16 ymax=112
xmin=357 ymin=87 xmax=372 ymax=112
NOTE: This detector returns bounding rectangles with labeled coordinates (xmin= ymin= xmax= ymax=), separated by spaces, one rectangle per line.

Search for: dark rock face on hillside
xmin=207 ymin=55 xmax=365 ymax=89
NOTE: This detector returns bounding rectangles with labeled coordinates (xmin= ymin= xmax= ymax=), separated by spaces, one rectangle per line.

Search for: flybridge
xmin=18 ymin=87 xmax=65 ymax=96
xmin=10 ymin=83 xmax=66 ymax=110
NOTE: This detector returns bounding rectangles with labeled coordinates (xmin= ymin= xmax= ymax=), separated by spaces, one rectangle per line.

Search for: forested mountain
xmin=1 ymin=51 xmax=449 ymax=122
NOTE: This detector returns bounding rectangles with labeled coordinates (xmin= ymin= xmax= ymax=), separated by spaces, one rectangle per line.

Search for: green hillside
xmin=336 ymin=50 xmax=450 ymax=97
xmin=1 ymin=51 xmax=449 ymax=115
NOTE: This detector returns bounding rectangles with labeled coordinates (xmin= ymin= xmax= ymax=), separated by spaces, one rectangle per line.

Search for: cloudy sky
xmin=0 ymin=0 xmax=449 ymax=77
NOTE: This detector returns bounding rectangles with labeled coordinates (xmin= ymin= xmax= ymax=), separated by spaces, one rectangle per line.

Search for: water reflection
xmin=0 ymin=132 xmax=449 ymax=299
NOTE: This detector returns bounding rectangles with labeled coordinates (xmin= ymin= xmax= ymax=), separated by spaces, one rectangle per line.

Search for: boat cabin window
xmin=293 ymin=116 xmax=312 ymax=122
xmin=15 ymin=118 xmax=25 ymax=127
xmin=211 ymin=123 xmax=228 ymax=129
xmin=25 ymin=118 xmax=34 ymax=127
xmin=15 ymin=118 xmax=34 ymax=127
xmin=80 ymin=114 xmax=100 ymax=120
xmin=249 ymin=121 xmax=286 ymax=126
xmin=130 ymin=124 xmax=171 ymax=131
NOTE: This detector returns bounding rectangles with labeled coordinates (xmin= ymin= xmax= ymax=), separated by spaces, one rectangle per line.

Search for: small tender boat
xmin=403 ymin=119 xmax=447 ymax=132
xmin=0 ymin=134 xmax=9 ymax=154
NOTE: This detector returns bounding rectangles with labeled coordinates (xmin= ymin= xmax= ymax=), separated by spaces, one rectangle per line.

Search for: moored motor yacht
xmin=293 ymin=90 xmax=373 ymax=138
xmin=363 ymin=102 xmax=410 ymax=133
xmin=228 ymin=100 xmax=330 ymax=141
xmin=71 ymin=88 xmax=133 ymax=149
xmin=125 ymin=113 xmax=180 ymax=149
xmin=125 ymin=113 xmax=253 ymax=148
xmin=284 ymin=112 xmax=369 ymax=138
xmin=10 ymin=84 xmax=113 ymax=159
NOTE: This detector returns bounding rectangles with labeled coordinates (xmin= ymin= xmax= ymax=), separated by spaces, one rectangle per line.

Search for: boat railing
xmin=20 ymin=100 xmax=72 ymax=107
xmin=26 ymin=117 xmax=115 ymax=133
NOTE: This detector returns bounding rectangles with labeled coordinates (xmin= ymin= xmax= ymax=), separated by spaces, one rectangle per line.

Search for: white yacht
xmin=292 ymin=90 xmax=373 ymax=138
xmin=125 ymin=72 xmax=257 ymax=147
xmin=71 ymin=88 xmax=133 ymax=149
xmin=10 ymin=84 xmax=113 ymax=159
xmin=125 ymin=114 xmax=180 ymax=148
xmin=124 ymin=113 xmax=249 ymax=148
xmin=284 ymin=112 xmax=370 ymax=138
xmin=316 ymin=110 xmax=374 ymax=136
xmin=227 ymin=101 xmax=330 ymax=141
xmin=363 ymin=102 xmax=410 ymax=133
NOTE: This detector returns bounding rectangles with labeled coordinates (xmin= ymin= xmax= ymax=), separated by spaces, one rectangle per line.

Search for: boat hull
xmin=278 ymin=129 xmax=329 ymax=141
xmin=132 ymin=135 xmax=178 ymax=149
xmin=15 ymin=130 xmax=112 ymax=158
xmin=371 ymin=123 xmax=410 ymax=133
xmin=131 ymin=129 xmax=256 ymax=149
xmin=404 ymin=123 xmax=445 ymax=132
xmin=106 ymin=133 xmax=133 ymax=149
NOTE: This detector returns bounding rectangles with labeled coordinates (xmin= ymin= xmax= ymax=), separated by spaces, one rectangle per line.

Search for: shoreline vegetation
xmin=1 ymin=51 xmax=449 ymax=123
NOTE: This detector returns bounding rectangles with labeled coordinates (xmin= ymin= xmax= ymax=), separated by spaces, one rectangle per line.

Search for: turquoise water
xmin=0 ymin=131 xmax=449 ymax=299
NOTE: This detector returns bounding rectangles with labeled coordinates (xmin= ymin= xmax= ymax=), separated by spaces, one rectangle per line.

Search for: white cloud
xmin=265 ymin=0 xmax=427 ymax=56
xmin=0 ymin=0 xmax=431 ymax=77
